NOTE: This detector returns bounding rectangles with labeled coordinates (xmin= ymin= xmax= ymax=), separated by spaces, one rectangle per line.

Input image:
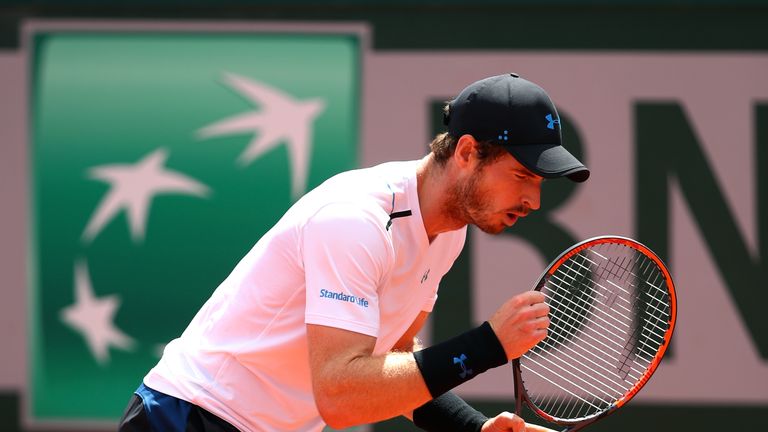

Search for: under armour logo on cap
xmin=545 ymin=113 xmax=560 ymax=130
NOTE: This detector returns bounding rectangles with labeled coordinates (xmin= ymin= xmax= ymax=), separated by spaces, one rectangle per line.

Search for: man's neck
xmin=416 ymin=155 xmax=467 ymax=242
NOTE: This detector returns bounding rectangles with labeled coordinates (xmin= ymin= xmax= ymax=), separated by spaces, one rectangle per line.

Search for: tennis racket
xmin=513 ymin=236 xmax=677 ymax=431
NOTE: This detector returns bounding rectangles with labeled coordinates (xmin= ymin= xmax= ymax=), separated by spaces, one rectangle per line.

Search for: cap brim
xmin=505 ymin=143 xmax=590 ymax=183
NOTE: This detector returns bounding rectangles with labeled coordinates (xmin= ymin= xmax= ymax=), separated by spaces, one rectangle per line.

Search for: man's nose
xmin=522 ymin=184 xmax=542 ymax=211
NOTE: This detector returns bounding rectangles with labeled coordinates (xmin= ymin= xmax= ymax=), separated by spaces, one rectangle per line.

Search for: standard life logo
xmin=319 ymin=288 xmax=371 ymax=308
xmin=30 ymin=31 xmax=359 ymax=421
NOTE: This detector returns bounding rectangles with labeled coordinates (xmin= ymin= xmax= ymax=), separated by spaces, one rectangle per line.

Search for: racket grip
xmin=513 ymin=358 xmax=523 ymax=415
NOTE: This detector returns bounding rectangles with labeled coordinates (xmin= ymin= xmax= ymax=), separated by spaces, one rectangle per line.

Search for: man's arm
xmin=307 ymin=323 xmax=431 ymax=429
xmin=307 ymin=292 xmax=548 ymax=429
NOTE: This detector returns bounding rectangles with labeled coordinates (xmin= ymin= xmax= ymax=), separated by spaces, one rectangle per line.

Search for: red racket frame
xmin=512 ymin=236 xmax=677 ymax=431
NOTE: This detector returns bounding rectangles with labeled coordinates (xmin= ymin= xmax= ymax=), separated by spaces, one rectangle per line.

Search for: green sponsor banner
xmin=30 ymin=28 xmax=360 ymax=423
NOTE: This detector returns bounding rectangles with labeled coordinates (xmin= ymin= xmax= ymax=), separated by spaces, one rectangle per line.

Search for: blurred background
xmin=1 ymin=1 xmax=767 ymax=431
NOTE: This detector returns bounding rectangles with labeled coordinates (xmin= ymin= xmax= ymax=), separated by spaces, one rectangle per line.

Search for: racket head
xmin=513 ymin=235 xmax=677 ymax=427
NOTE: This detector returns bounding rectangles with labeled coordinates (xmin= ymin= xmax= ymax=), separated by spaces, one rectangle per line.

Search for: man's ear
xmin=453 ymin=134 xmax=477 ymax=169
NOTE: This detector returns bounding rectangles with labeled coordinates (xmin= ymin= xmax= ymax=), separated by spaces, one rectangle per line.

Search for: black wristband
xmin=413 ymin=321 xmax=507 ymax=398
xmin=413 ymin=391 xmax=488 ymax=432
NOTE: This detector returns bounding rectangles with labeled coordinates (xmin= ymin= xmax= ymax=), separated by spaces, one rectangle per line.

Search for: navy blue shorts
xmin=118 ymin=383 xmax=240 ymax=432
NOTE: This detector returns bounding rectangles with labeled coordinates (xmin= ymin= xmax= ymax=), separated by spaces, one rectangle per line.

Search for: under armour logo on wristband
xmin=453 ymin=354 xmax=473 ymax=379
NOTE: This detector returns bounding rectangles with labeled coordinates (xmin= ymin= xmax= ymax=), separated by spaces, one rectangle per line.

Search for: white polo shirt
xmin=144 ymin=160 xmax=467 ymax=431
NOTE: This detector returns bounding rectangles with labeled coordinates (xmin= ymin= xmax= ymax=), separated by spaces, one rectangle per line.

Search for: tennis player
xmin=118 ymin=73 xmax=589 ymax=432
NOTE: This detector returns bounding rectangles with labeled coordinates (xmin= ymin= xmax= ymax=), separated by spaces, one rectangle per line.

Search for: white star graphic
xmin=60 ymin=260 xmax=136 ymax=365
xmin=82 ymin=148 xmax=210 ymax=243
xmin=197 ymin=72 xmax=326 ymax=198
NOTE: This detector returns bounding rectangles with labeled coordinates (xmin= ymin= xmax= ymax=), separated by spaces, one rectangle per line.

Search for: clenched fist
xmin=488 ymin=291 xmax=550 ymax=360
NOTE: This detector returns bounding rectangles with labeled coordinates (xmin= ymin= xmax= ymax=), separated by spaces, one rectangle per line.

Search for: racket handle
xmin=513 ymin=359 xmax=523 ymax=415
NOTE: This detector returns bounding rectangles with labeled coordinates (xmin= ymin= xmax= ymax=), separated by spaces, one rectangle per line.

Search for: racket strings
xmin=543 ymin=273 xmax=667 ymax=363
xmin=527 ymin=314 xmax=649 ymax=403
xmin=535 ymin=305 xmax=646 ymax=377
xmin=529 ymin=250 xmax=668 ymax=414
xmin=525 ymin=346 xmax=624 ymax=403
xmin=554 ymin=248 xmax=669 ymax=370
xmin=535 ymin=325 xmax=638 ymax=383
xmin=541 ymin=282 xmax=662 ymax=362
xmin=550 ymin=252 xmax=670 ymax=350
xmin=565 ymin=250 xmax=670 ymax=326
xmin=520 ymin=242 xmax=672 ymax=422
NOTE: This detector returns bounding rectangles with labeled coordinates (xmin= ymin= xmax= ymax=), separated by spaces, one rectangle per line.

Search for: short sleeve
xmin=302 ymin=202 xmax=393 ymax=337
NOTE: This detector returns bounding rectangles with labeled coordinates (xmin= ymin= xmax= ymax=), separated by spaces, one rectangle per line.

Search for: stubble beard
xmin=444 ymin=170 xmax=505 ymax=235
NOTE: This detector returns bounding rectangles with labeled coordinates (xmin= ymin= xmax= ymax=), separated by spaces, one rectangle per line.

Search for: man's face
xmin=447 ymin=152 xmax=543 ymax=234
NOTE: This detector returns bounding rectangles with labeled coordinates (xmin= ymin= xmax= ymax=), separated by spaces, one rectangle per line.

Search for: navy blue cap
xmin=444 ymin=73 xmax=589 ymax=182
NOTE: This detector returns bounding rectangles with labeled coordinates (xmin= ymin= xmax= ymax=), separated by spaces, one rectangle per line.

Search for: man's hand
xmin=481 ymin=412 xmax=558 ymax=432
xmin=488 ymin=291 xmax=550 ymax=360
